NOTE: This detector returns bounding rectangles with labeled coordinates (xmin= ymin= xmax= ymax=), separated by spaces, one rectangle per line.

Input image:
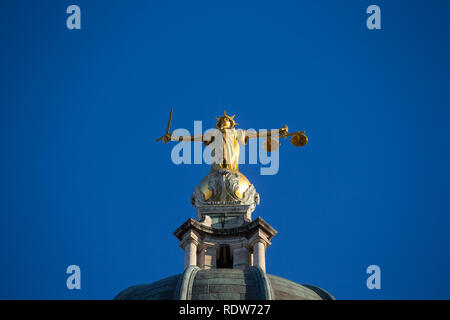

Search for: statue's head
xmin=215 ymin=110 xmax=238 ymax=129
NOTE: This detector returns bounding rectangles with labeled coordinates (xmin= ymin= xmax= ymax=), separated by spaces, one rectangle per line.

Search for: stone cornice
xmin=248 ymin=229 xmax=272 ymax=249
xmin=173 ymin=217 xmax=277 ymax=242
xmin=179 ymin=229 xmax=201 ymax=249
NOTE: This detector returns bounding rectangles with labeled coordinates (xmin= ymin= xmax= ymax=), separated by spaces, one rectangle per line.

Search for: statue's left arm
xmin=244 ymin=125 xmax=289 ymax=140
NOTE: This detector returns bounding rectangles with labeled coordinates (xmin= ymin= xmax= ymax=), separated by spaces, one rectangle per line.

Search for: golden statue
xmin=156 ymin=109 xmax=308 ymax=205
xmin=156 ymin=109 xmax=307 ymax=172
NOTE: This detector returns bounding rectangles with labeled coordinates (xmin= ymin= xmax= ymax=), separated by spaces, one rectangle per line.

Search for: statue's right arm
xmin=169 ymin=134 xmax=204 ymax=142
xmin=170 ymin=129 xmax=217 ymax=144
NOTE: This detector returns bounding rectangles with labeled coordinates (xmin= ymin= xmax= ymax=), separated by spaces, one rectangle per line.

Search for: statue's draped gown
xmin=209 ymin=128 xmax=246 ymax=171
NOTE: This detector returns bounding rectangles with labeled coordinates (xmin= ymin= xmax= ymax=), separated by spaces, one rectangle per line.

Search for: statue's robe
xmin=208 ymin=128 xmax=247 ymax=171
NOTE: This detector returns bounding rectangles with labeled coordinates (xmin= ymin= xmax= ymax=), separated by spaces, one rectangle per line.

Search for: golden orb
xmin=198 ymin=170 xmax=251 ymax=201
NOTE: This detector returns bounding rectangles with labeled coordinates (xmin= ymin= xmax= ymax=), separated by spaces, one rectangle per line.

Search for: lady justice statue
xmin=156 ymin=110 xmax=307 ymax=172
xmin=156 ymin=109 xmax=308 ymax=223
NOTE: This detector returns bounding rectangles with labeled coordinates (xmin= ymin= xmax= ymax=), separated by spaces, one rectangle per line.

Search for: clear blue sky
xmin=1 ymin=0 xmax=449 ymax=299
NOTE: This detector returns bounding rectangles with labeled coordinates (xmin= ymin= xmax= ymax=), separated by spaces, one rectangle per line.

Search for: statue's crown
xmin=215 ymin=110 xmax=238 ymax=128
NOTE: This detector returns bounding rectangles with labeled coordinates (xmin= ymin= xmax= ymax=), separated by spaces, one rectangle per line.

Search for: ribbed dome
xmin=114 ymin=267 xmax=334 ymax=300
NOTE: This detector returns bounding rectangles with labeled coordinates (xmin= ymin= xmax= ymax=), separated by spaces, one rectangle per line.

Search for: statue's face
xmin=220 ymin=119 xmax=232 ymax=129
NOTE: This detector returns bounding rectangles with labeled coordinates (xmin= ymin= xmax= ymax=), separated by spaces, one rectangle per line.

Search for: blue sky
xmin=1 ymin=0 xmax=449 ymax=299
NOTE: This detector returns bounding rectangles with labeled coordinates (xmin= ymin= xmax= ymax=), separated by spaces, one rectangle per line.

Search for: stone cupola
xmin=173 ymin=168 xmax=277 ymax=272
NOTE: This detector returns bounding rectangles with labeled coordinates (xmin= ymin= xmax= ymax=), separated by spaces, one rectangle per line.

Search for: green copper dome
xmin=114 ymin=267 xmax=334 ymax=300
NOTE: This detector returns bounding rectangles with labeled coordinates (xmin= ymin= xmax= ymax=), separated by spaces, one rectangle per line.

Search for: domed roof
xmin=114 ymin=267 xmax=334 ymax=300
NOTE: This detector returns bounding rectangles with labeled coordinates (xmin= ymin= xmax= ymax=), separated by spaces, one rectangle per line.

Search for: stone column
xmin=180 ymin=230 xmax=201 ymax=270
xmin=249 ymin=229 xmax=271 ymax=273
xmin=184 ymin=240 xmax=198 ymax=269
xmin=252 ymin=241 xmax=266 ymax=272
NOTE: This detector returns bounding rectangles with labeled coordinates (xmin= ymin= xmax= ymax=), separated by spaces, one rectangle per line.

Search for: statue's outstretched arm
xmin=169 ymin=134 xmax=205 ymax=142
xmin=164 ymin=129 xmax=218 ymax=145
xmin=245 ymin=125 xmax=288 ymax=139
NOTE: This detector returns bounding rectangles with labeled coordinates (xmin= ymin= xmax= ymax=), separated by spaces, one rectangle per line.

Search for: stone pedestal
xmin=175 ymin=168 xmax=276 ymax=272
